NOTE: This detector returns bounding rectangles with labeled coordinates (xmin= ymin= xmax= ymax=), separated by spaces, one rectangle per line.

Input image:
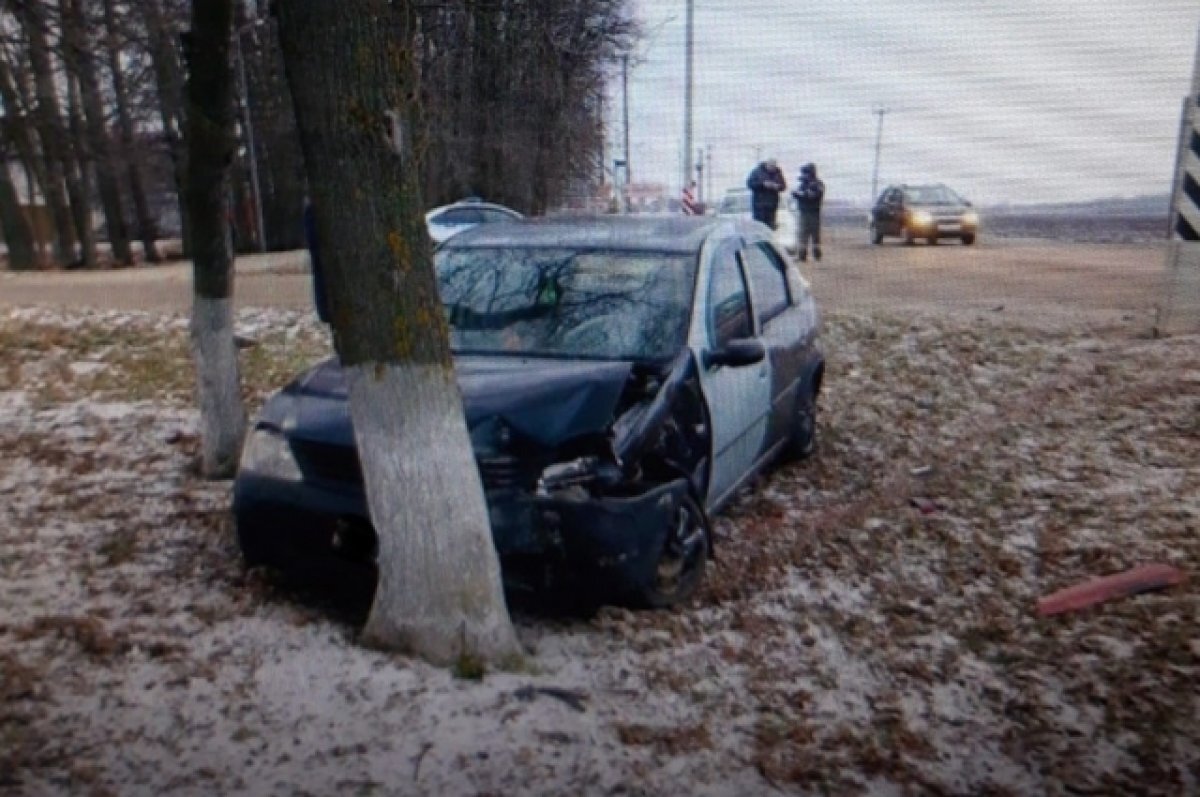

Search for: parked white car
xmin=425 ymin=198 xmax=523 ymax=245
xmin=715 ymin=188 xmax=798 ymax=255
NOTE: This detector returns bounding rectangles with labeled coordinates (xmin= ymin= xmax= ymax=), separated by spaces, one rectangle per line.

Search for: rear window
xmin=433 ymin=207 xmax=485 ymax=225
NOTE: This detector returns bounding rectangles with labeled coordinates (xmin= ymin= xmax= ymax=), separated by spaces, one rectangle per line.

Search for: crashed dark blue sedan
xmin=234 ymin=216 xmax=824 ymax=606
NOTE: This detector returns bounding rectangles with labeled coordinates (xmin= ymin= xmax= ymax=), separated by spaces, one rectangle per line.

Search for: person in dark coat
xmin=745 ymin=158 xmax=787 ymax=229
xmin=302 ymin=199 xmax=331 ymax=324
xmin=792 ymin=162 xmax=826 ymax=262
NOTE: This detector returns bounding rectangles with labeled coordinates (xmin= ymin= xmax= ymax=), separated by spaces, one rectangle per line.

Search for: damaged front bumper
xmin=499 ymin=478 xmax=690 ymax=596
xmin=233 ymin=474 xmax=691 ymax=599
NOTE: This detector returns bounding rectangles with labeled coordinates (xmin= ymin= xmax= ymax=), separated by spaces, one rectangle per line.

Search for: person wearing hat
xmin=745 ymin=158 xmax=787 ymax=229
xmin=792 ymin=162 xmax=825 ymax=262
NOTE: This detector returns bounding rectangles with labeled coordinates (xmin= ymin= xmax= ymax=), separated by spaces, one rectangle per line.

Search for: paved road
xmin=0 ymin=229 xmax=1169 ymax=330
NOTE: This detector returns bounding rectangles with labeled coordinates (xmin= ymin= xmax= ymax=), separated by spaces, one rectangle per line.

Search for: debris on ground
xmin=1037 ymin=563 xmax=1187 ymax=616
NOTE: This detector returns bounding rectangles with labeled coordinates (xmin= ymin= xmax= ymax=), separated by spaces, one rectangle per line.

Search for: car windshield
xmin=437 ymin=247 xmax=697 ymax=361
xmin=905 ymin=185 xmax=963 ymax=205
xmin=718 ymin=192 xmax=751 ymax=214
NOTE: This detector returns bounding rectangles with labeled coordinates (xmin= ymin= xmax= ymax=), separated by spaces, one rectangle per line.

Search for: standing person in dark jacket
xmin=745 ymin=158 xmax=787 ymax=229
xmin=792 ymin=162 xmax=825 ymax=262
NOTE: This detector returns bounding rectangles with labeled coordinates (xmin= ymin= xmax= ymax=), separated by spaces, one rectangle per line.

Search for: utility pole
xmin=706 ymin=146 xmax=713 ymax=202
xmin=682 ymin=0 xmax=694 ymax=191
xmin=870 ymin=106 xmax=888 ymax=203
xmin=622 ymin=54 xmax=632 ymax=187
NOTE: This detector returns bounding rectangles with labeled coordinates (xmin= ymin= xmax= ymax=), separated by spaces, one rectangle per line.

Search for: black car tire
xmin=870 ymin=222 xmax=883 ymax=245
xmin=787 ymin=386 xmax=818 ymax=460
xmin=961 ymin=233 xmax=976 ymax=245
xmin=927 ymin=235 xmax=938 ymax=245
xmin=236 ymin=521 xmax=270 ymax=568
xmin=903 ymin=225 xmax=915 ymax=245
xmin=634 ymin=494 xmax=709 ymax=609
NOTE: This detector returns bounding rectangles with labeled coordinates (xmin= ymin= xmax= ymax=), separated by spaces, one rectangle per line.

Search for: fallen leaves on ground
xmin=1 ymin=306 xmax=1197 ymax=795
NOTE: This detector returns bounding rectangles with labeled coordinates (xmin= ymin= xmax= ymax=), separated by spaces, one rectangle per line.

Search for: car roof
xmin=895 ymin=183 xmax=947 ymax=192
xmin=441 ymin=215 xmax=743 ymax=254
xmin=427 ymin=200 xmax=523 ymax=217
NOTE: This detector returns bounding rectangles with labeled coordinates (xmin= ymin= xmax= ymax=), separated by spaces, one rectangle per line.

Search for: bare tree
xmin=61 ymin=0 xmax=132 ymax=266
xmin=103 ymin=0 xmax=161 ymax=262
xmin=414 ymin=0 xmax=633 ymax=213
xmin=140 ymin=0 xmax=191 ymax=254
xmin=0 ymin=142 xmax=37 ymax=270
xmin=276 ymin=0 xmax=521 ymax=664
xmin=13 ymin=1 xmax=80 ymax=264
xmin=64 ymin=69 xmax=98 ymax=268
xmin=184 ymin=0 xmax=246 ymax=478
xmin=0 ymin=55 xmax=47 ymax=268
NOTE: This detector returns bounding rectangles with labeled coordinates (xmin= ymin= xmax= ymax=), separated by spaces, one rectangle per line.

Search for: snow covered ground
xmin=2 ymin=306 xmax=1197 ymax=795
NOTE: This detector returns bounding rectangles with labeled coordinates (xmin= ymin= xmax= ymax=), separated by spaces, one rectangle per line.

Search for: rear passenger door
xmin=739 ymin=241 xmax=807 ymax=447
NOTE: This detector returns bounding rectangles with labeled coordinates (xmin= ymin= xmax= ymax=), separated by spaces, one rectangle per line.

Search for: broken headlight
xmin=536 ymin=455 xmax=622 ymax=496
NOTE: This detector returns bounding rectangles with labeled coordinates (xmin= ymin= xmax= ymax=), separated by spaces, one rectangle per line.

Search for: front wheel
xmin=787 ymin=388 xmax=818 ymax=460
xmin=927 ymin=235 xmax=938 ymax=245
xmin=961 ymin=233 xmax=976 ymax=245
xmin=634 ymin=495 xmax=709 ymax=609
xmin=870 ymin=222 xmax=883 ymax=245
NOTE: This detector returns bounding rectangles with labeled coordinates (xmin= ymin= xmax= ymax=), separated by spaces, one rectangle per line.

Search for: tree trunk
xmin=65 ymin=75 xmax=99 ymax=270
xmin=276 ymin=0 xmax=520 ymax=665
xmin=0 ymin=163 xmax=37 ymax=271
xmin=185 ymin=0 xmax=246 ymax=479
xmin=248 ymin=26 xmax=306 ymax=252
xmin=0 ymin=57 xmax=51 ymax=267
xmin=17 ymin=3 xmax=78 ymax=265
xmin=63 ymin=0 xmax=133 ymax=267
xmin=143 ymin=0 xmax=191 ymax=256
xmin=103 ymin=0 xmax=161 ymax=263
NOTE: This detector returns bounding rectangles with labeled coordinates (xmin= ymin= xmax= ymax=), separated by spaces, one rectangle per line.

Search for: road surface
xmin=0 ymin=229 xmax=1169 ymax=330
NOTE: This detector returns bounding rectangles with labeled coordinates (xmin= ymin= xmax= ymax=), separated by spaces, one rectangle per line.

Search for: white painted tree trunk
xmin=191 ymin=297 xmax=246 ymax=478
xmin=347 ymin=362 xmax=521 ymax=664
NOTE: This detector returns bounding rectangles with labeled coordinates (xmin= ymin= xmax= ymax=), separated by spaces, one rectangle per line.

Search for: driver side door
xmin=692 ymin=238 xmax=772 ymax=511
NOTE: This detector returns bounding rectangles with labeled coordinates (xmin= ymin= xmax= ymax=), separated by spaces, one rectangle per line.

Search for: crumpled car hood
xmin=262 ymin=356 xmax=633 ymax=449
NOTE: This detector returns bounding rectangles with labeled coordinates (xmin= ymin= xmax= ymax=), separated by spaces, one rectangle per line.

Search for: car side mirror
xmin=704 ymin=338 xmax=766 ymax=369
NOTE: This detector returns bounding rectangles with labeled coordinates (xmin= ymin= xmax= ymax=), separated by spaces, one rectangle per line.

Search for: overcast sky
xmin=617 ymin=0 xmax=1200 ymax=206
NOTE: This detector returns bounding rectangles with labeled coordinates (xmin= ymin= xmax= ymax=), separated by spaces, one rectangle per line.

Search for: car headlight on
xmin=962 ymin=211 xmax=979 ymax=226
xmin=239 ymin=425 xmax=303 ymax=482
xmin=910 ymin=210 xmax=934 ymax=228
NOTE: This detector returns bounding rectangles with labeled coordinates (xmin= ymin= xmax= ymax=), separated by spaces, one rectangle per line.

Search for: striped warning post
xmin=1161 ymin=26 xmax=1200 ymax=334
xmin=1171 ymin=74 xmax=1200 ymax=240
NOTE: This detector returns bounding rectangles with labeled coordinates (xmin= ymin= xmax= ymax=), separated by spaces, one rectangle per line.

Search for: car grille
xmin=477 ymin=455 xmax=535 ymax=491
xmin=290 ymin=439 xmax=534 ymax=492
xmin=290 ymin=439 xmax=363 ymax=485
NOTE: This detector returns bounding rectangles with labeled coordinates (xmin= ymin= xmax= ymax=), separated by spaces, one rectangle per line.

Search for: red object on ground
xmin=1037 ymin=564 xmax=1186 ymax=617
